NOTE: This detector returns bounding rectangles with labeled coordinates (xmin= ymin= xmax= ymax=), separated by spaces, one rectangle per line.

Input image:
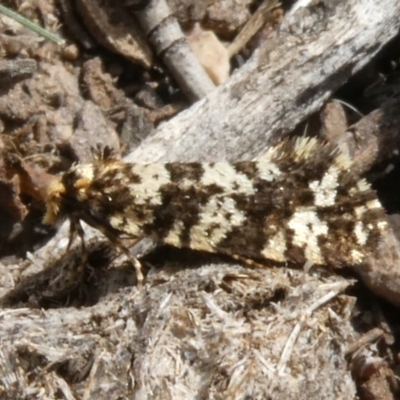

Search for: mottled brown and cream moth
xmin=44 ymin=136 xmax=387 ymax=283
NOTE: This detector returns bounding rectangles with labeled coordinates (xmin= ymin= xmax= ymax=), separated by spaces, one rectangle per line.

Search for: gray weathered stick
xmin=132 ymin=0 xmax=216 ymax=101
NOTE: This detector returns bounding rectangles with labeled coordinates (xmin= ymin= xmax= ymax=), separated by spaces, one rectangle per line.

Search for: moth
xmin=44 ymin=136 xmax=387 ymax=284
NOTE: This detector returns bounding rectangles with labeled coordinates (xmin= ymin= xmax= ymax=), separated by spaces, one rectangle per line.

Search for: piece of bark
xmin=75 ymin=0 xmax=153 ymax=68
xmin=319 ymin=101 xmax=348 ymax=146
xmin=186 ymin=23 xmax=230 ymax=85
xmin=227 ymin=0 xmax=281 ymax=57
xmin=344 ymin=96 xmax=400 ymax=175
xmin=353 ymin=227 xmax=400 ymax=307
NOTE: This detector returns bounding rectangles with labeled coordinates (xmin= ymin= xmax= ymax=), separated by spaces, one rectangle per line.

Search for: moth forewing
xmin=44 ymin=136 xmax=387 ymax=283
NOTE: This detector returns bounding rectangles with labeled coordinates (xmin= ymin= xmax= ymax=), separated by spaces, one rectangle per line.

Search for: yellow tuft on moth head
xmin=43 ymin=177 xmax=66 ymax=225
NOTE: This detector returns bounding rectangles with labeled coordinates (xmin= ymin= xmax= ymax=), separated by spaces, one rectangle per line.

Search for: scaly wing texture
xmin=50 ymin=137 xmax=386 ymax=269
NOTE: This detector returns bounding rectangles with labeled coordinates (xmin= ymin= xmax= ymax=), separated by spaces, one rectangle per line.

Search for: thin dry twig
xmin=132 ymin=0 xmax=216 ymax=101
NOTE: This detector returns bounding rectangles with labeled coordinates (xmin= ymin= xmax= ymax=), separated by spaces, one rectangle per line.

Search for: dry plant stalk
xmin=132 ymin=0 xmax=216 ymax=100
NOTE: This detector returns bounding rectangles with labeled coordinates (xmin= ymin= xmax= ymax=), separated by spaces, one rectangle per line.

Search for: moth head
xmin=43 ymin=177 xmax=67 ymax=225
xmin=43 ymin=163 xmax=95 ymax=224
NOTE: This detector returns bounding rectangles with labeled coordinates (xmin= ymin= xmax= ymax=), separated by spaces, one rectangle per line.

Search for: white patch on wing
xmin=200 ymin=163 xmax=255 ymax=195
xmin=356 ymin=179 xmax=370 ymax=193
xmin=349 ymin=179 xmax=370 ymax=196
xmin=179 ymin=177 xmax=196 ymax=190
xmin=309 ymin=166 xmax=339 ymax=207
xmin=377 ymin=220 xmax=387 ymax=230
xmin=261 ymin=230 xmax=287 ymax=262
xmin=129 ymin=164 xmax=171 ymax=205
xmin=365 ymin=199 xmax=382 ymax=210
xmin=354 ymin=205 xmax=366 ymax=218
xmin=287 ymin=209 xmax=328 ymax=263
xmin=354 ymin=199 xmax=383 ymax=219
xmin=113 ymin=172 xmax=132 ymax=186
xmin=354 ymin=221 xmax=368 ymax=245
xmin=190 ymin=196 xmax=246 ymax=251
xmin=256 ymin=160 xmax=282 ymax=182
xmin=110 ymin=213 xmax=142 ymax=236
xmin=164 ymin=220 xmax=185 ymax=247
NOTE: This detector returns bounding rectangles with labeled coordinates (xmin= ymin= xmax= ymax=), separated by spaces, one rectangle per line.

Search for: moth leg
xmin=73 ymin=218 xmax=88 ymax=267
xmin=230 ymin=254 xmax=268 ymax=269
xmin=67 ymin=218 xmax=77 ymax=251
xmin=68 ymin=217 xmax=87 ymax=256
xmin=70 ymin=212 xmax=145 ymax=285
xmin=95 ymin=226 xmax=144 ymax=285
xmin=117 ymin=244 xmax=144 ymax=286
xmin=68 ymin=217 xmax=89 ymax=281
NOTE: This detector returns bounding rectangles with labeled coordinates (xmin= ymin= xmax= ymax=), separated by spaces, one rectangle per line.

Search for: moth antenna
xmin=91 ymin=145 xmax=119 ymax=162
